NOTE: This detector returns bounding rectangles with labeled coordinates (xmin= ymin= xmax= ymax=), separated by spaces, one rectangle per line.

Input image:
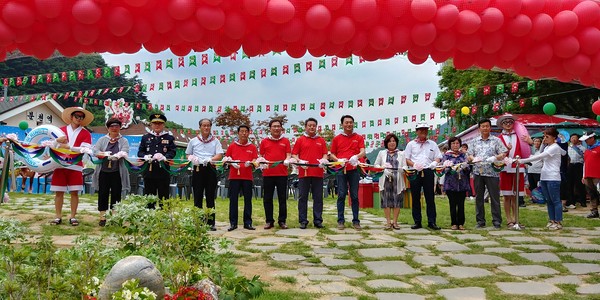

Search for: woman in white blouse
xmin=374 ymin=134 xmax=406 ymax=230
xmin=517 ymin=128 xmax=566 ymax=230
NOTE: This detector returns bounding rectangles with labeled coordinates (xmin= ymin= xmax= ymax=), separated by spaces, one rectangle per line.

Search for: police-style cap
xmin=149 ymin=114 xmax=166 ymax=123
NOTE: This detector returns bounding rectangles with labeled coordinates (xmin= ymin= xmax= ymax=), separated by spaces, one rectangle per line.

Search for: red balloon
xmin=177 ymin=19 xmax=203 ymax=42
xmin=108 ymin=7 xmax=134 ymax=37
xmin=330 ymin=17 xmax=355 ymax=45
xmin=506 ymin=14 xmax=532 ymax=37
xmin=391 ymin=25 xmax=411 ymax=52
xmin=224 ymin=13 xmax=246 ymax=40
xmin=320 ymin=111 xmax=326 ymax=117
xmin=592 ymin=100 xmax=600 ymax=115
xmin=46 ymin=20 xmax=71 ymax=44
xmin=522 ymin=0 xmax=545 ymax=15
xmin=323 ymin=0 xmax=344 ymax=11
xmin=196 ymin=6 xmax=225 ymax=30
xmin=303 ymin=28 xmax=327 ymax=49
xmin=351 ymin=0 xmax=377 ymax=22
xmin=563 ymin=54 xmax=591 ymax=76
xmin=267 ymin=0 xmax=295 ymax=24
xmin=170 ymin=43 xmax=192 ymax=56
xmin=453 ymin=51 xmax=476 ymax=69
xmin=433 ymin=30 xmax=456 ymax=52
xmin=56 ymin=38 xmax=81 ymax=57
xmin=0 ymin=21 xmax=15 ymax=46
xmin=407 ymin=50 xmax=428 ymax=65
xmin=153 ymin=9 xmax=175 ymax=33
xmin=72 ymin=0 xmax=102 ymax=25
xmin=434 ymin=5 xmax=459 ymax=30
xmin=72 ymin=23 xmax=99 ymax=45
xmin=578 ymin=27 xmax=600 ymax=55
xmin=144 ymin=35 xmax=169 ymax=53
xmin=388 ymin=0 xmax=411 ymax=18
xmin=3 ymin=2 xmax=35 ymax=29
xmin=430 ymin=49 xmax=453 ymax=63
xmin=243 ymin=0 xmax=267 ymax=16
xmin=35 ymin=0 xmax=63 ymax=19
xmin=456 ymin=34 xmax=482 ymax=53
xmin=474 ymin=52 xmax=498 ymax=69
xmin=131 ymin=18 xmax=153 ymax=43
xmin=349 ymin=30 xmax=368 ymax=52
xmin=481 ymin=31 xmax=504 ymax=54
xmin=480 ymin=7 xmax=504 ymax=32
xmin=369 ymin=26 xmax=392 ymax=50
xmin=280 ymin=18 xmax=304 ymax=43
xmin=306 ymin=4 xmax=331 ymax=30
xmin=456 ymin=10 xmax=481 ymax=35
xmin=526 ymin=43 xmax=553 ymax=67
xmin=242 ymin=35 xmax=263 ymax=57
xmin=553 ymin=36 xmax=579 ymax=58
xmin=124 ymin=0 xmax=149 ymax=7
xmin=285 ymin=42 xmax=306 ymax=58
xmin=411 ymin=0 xmax=437 ymax=22
xmin=168 ymin=0 xmax=196 ymax=21
xmin=495 ymin=0 xmax=522 ymax=18
xmin=573 ymin=1 xmax=600 ymax=26
xmin=553 ymin=11 xmax=579 ymax=36
xmin=411 ymin=23 xmax=436 ymax=46
xmin=530 ymin=14 xmax=554 ymax=41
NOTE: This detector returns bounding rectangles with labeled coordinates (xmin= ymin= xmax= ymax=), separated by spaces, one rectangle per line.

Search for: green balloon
xmin=18 ymin=121 xmax=28 ymax=130
xmin=596 ymin=115 xmax=600 ymax=123
xmin=543 ymin=102 xmax=556 ymax=116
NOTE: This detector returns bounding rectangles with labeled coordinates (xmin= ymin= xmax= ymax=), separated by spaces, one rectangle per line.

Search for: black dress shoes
xmin=278 ymin=222 xmax=288 ymax=229
xmin=243 ymin=225 xmax=256 ymax=230
xmin=264 ymin=223 xmax=275 ymax=229
xmin=227 ymin=225 xmax=237 ymax=232
xmin=210 ymin=225 xmax=217 ymax=231
xmin=314 ymin=223 xmax=324 ymax=229
xmin=411 ymin=224 xmax=422 ymax=229
xmin=299 ymin=223 xmax=308 ymax=229
xmin=428 ymin=223 xmax=441 ymax=230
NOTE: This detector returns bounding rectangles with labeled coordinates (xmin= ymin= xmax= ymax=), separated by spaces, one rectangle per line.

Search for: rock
xmin=98 ymin=256 xmax=164 ymax=300
xmin=191 ymin=278 xmax=220 ymax=299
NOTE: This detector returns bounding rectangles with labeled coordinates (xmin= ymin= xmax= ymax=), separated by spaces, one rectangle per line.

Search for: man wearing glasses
xmin=50 ymin=106 xmax=94 ymax=226
xmin=137 ymin=113 xmax=176 ymax=208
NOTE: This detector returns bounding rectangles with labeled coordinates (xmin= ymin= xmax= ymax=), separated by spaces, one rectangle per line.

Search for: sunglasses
xmin=502 ymin=120 xmax=514 ymax=125
xmin=73 ymin=114 xmax=85 ymax=120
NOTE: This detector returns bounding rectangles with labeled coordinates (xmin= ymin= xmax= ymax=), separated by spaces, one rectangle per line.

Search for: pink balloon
xmin=530 ymin=14 xmax=553 ymax=41
xmin=35 ymin=0 xmax=63 ymax=19
xmin=433 ymin=30 xmax=456 ymax=52
xmin=578 ymin=27 xmax=600 ymax=55
xmin=411 ymin=0 xmax=437 ymax=22
xmin=481 ymin=31 xmax=504 ymax=54
xmin=434 ymin=5 xmax=459 ymax=30
xmin=243 ymin=0 xmax=267 ymax=16
xmin=387 ymin=0 xmax=411 ymax=18
xmin=369 ymin=26 xmax=392 ymax=50
xmin=553 ymin=11 xmax=579 ymax=36
xmin=480 ymin=7 xmax=504 ymax=32
xmin=351 ymin=0 xmax=377 ymax=22
xmin=280 ymin=18 xmax=304 ymax=43
xmin=495 ymin=0 xmax=522 ymax=18
xmin=456 ymin=10 xmax=481 ymax=35
xmin=224 ymin=13 xmax=246 ymax=40
xmin=3 ymin=2 xmax=35 ymax=29
xmin=131 ymin=18 xmax=153 ymax=43
xmin=506 ymin=14 xmax=532 ymax=37
xmin=456 ymin=34 xmax=482 ymax=53
xmin=267 ymin=0 xmax=295 ymax=24
xmin=521 ymin=0 xmax=545 ymax=15
xmin=573 ymin=1 xmax=600 ymax=26
xmin=72 ymin=23 xmax=99 ymax=45
xmin=563 ymin=54 xmax=591 ymax=76
xmin=553 ymin=36 xmax=579 ymax=58
xmin=72 ymin=0 xmax=102 ymax=25
xmin=306 ymin=4 xmax=331 ymax=30
xmin=196 ymin=6 xmax=225 ymax=30
xmin=526 ymin=43 xmax=553 ymax=67
xmin=177 ymin=19 xmax=204 ymax=42
xmin=330 ymin=17 xmax=355 ymax=44
xmin=108 ymin=7 xmax=134 ymax=37
xmin=391 ymin=25 xmax=411 ymax=52
xmin=410 ymin=23 xmax=436 ymax=46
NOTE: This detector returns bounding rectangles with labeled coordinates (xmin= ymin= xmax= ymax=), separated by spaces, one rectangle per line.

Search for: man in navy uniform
xmin=138 ymin=113 xmax=176 ymax=208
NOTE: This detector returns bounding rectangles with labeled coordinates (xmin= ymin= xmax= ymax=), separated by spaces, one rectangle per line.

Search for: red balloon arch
xmin=1 ymin=0 xmax=600 ymax=87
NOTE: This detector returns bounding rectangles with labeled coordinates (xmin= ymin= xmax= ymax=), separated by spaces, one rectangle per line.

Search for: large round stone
xmin=98 ymin=255 xmax=164 ymax=300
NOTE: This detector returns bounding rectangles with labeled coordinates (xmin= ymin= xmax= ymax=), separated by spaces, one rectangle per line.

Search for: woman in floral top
xmin=442 ymin=137 xmax=471 ymax=230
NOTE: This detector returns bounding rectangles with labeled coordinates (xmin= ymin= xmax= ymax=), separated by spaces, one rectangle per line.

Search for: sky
xmin=102 ymin=49 xmax=444 ymax=148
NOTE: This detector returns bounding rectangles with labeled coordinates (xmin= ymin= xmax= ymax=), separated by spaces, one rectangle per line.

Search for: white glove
xmin=383 ymin=169 xmax=392 ymax=177
xmin=383 ymin=162 xmax=393 ymax=169
xmin=413 ymin=163 xmax=424 ymax=171
xmin=443 ymin=160 xmax=453 ymax=167
xmin=222 ymin=156 xmax=232 ymax=162
xmin=283 ymin=159 xmax=290 ymax=166
xmin=201 ymin=157 xmax=211 ymax=166
xmin=349 ymin=155 xmax=359 ymax=166
xmin=256 ymin=157 xmax=268 ymax=167
xmin=338 ymin=158 xmax=348 ymax=164
xmin=485 ymin=156 xmax=497 ymax=162
xmin=230 ymin=162 xmax=240 ymax=169
xmin=244 ymin=161 xmax=252 ymax=167
xmin=472 ymin=157 xmax=483 ymax=163
xmin=115 ymin=151 xmax=128 ymax=159
xmin=41 ymin=140 xmax=55 ymax=147
xmin=428 ymin=161 xmax=438 ymax=168
xmin=503 ymin=157 xmax=513 ymax=166
xmin=79 ymin=147 xmax=93 ymax=155
xmin=188 ymin=155 xmax=199 ymax=164
xmin=108 ymin=155 xmax=119 ymax=161
xmin=143 ymin=154 xmax=152 ymax=161
xmin=318 ymin=158 xmax=329 ymax=168
xmin=152 ymin=153 xmax=166 ymax=161
xmin=298 ymin=159 xmax=308 ymax=165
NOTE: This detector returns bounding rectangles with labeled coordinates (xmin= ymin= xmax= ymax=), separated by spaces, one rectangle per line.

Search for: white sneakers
xmin=566 ymin=205 xmax=576 ymax=209
xmin=548 ymin=223 xmax=563 ymax=230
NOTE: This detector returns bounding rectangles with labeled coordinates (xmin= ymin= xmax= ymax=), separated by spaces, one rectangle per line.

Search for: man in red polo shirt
xmin=224 ymin=125 xmax=258 ymax=231
xmin=330 ymin=115 xmax=366 ymax=230
xmin=292 ymin=117 xmax=329 ymax=229
xmin=259 ymin=119 xmax=291 ymax=229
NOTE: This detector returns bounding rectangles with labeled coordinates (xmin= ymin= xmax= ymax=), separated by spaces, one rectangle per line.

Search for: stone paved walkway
xmin=4 ymin=196 xmax=600 ymax=299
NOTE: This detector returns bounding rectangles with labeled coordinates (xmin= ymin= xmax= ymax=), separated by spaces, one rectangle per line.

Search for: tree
xmin=214 ymin=108 xmax=252 ymax=132
xmin=435 ymin=62 xmax=600 ymax=129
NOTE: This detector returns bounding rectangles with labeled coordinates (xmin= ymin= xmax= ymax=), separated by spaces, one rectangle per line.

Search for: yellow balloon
xmin=461 ymin=106 xmax=470 ymax=115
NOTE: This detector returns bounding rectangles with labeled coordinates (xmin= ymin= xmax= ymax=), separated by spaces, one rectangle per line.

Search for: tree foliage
xmin=435 ymin=63 xmax=600 ymax=128
xmin=214 ymin=108 xmax=252 ymax=131
xmin=0 ymin=54 xmax=153 ymax=127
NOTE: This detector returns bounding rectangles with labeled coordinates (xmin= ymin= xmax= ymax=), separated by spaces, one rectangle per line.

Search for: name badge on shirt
xmin=161 ymin=140 xmax=169 ymax=144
